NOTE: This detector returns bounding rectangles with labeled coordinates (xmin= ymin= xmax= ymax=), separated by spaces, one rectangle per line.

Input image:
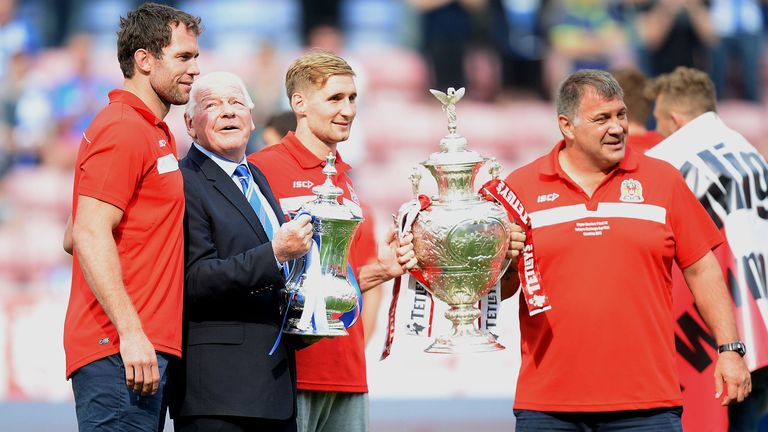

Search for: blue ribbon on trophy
xmin=270 ymin=154 xmax=364 ymax=354
xmin=340 ymin=265 xmax=362 ymax=327
xmin=270 ymin=211 xmax=364 ymax=355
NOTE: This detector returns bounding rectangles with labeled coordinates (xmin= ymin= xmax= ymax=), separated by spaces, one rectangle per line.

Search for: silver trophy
xmin=405 ymin=87 xmax=512 ymax=353
xmin=283 ymin=153 xmax=363 ymax=336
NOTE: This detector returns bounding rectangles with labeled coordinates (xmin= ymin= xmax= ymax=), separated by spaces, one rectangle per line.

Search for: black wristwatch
xmin=717 ymin=341 xmax=746 ymax=357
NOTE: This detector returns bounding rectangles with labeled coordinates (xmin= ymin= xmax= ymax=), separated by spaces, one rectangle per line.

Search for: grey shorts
xmin=296 ymin=390 xmax=369 ymax=432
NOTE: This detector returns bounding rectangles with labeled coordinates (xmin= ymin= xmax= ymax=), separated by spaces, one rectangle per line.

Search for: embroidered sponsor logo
xmin=98 ymin=337 xmax=110 ymax=345
xmin=620 ymin=178 xmax=644 ymax=202
xmin=537 ymin=192 xmax=559 ymax=203
xmin=293 ymin=180 xmax=314 ymax=189
xmin=574 ymin=220 xmax=611 ymax=236
xmin=158 ymin=139 xmax=167 ymax=147
xmin=156 ymin=153 xmax=179 ymax=174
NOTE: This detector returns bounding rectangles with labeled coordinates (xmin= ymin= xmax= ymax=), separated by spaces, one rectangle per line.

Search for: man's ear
xmin=133 ymin=49 xmax=152 ymax=75
xmin=670 ymin=110 xmax=688 ymax=130
xmin=291 ymin=92 xmax=306 ymax=115
xmin=184 ymin=112 xmax=197 ymax=140
xmin=558 ymin=114 xmax=575 ymax=140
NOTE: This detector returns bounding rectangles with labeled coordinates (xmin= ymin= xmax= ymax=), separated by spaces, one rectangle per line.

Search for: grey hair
xmin=556 ymin=69 xmax=624 ymax=120
xmin=185 ymin=71 xmax=255 ymax=117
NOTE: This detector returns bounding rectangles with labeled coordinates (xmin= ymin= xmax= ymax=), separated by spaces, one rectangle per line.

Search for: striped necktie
xmin=234 ymin=164 xmax=276 ymax=240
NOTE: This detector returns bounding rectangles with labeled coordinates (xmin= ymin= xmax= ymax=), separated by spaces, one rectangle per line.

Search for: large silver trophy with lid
xmin=404 ymin=87 xmax=512 ymax=354
xmin=283 ymin=153 xmax=363 ymax=337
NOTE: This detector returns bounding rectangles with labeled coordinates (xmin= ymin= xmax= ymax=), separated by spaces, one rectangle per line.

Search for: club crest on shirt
xmin=620 ymin=178 xmax=644 ymax=202
xmin=158 ymin=139 xmax=167 ymax=148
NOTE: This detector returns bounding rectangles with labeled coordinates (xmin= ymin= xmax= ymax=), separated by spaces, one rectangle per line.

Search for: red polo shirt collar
xmin=108 ymin=89 xmax=165 ymax=126
xmin=281 ymin=131 xmax=352 ymax=174
xmin=538 ymin=139 xmax=640 ymax=178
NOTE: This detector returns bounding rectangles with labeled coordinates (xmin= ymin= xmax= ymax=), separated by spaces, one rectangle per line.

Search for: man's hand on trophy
xmin=379 ymin=228 xmax=417 ymax=278
xmin=392 ymin=231 xmax=418 ymax=273
xmin=273 ymin=214 xmax=313 ymax=263
xmin=358 ymin=228 xmax=418 ymax=291
xmin=506 ymin=223 xmax=526 ymax=260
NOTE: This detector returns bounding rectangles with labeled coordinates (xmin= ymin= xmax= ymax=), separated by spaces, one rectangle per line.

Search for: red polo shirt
xmin=248 ymin=132 xmax=375 ymax=393
xmin=505 ymin=141 xmax=722 ymax=411
xmin=628 ymin=130 xmax=664 ymax=154
xmin=64 ymin=89 xmax=185 ymax=378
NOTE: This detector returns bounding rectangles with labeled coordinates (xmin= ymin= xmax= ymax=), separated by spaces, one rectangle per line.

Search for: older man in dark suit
xmin=172 ymin=71 xmax=313 ymax=432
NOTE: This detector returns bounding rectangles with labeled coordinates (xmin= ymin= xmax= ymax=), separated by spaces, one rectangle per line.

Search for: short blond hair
xmin=648 ymin=67 xmax=716 ymax=117
xmin=285 ymin=50 xmax=355 ymax=101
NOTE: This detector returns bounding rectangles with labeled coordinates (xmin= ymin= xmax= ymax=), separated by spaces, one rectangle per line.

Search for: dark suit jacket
xmin=172 ymin=144 xmax=300 ymax=420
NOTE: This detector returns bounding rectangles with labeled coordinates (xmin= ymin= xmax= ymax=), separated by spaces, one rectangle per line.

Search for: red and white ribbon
xmin=479 ymin=178 xmax=551 ymax=315
xmin=381 ymin=196 xmax=432 ymax=360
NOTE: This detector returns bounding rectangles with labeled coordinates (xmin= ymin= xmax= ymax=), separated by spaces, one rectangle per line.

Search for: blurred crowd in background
xmin=0 ymin=0 xmax=767 ymax=401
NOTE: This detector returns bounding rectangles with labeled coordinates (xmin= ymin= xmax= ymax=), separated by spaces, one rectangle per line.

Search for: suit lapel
xmin=188 ymin=145 xmax=269 ymax=242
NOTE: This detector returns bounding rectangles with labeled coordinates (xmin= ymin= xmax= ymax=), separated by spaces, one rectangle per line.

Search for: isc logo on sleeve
xmin=293 ymin=180 xmax=314 ymax=189
xmin=537 ymin=193 xmax=559 ymax=203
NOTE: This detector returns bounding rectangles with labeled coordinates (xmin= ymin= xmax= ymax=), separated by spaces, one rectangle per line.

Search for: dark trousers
xmin=729 ymin=366 xmax=768 ymax=432
xmin=71 ymin=352 xmax=172 ymax=432
xmin=514 ymin=407 xmax=683 ymax=431
xmin=175 ymin=415 xmax=297 ymax=432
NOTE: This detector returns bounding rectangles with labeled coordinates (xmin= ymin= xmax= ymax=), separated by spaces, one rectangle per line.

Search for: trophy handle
xmin=496 ymin=258 xmax=512 ymax=284
xmin=488 ymin=157 xmax=502 ymax=180
xmin=409 ymin=165 xmax=422 ymax=198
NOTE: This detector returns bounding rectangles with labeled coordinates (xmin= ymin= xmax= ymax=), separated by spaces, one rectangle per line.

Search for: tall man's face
xmin=561 ymin=86 xmax=628 ymax=173
xmin=299 ymin=74 xmax=357 ymax=146
xmin=149 ymin=23 xmax=200 ymax=106
xmin=186 ymin=78 xmax=254 ymax=161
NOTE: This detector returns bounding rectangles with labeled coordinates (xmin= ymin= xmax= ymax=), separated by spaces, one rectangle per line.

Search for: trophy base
xmin=283 ymin=317 xmax=349 ymax=337
xmin=424 ymin=330 xmax=505 ymax=354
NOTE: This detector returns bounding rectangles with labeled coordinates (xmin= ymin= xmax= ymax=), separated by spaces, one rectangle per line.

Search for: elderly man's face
xmin=566 ymin=87 xmax=628 ymax=173
xmin=188 ymin=80 xmax=254 ymax=161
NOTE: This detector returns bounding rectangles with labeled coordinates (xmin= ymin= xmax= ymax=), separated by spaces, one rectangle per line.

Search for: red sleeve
xmin=669 ymin=170 xmax=724 ymax=268
xmin=77 ymin=118 xmax=149 ymax=211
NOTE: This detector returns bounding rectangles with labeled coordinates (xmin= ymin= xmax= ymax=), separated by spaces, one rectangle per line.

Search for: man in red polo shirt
xmin=502 ymin=69 xmax=751 ymax=430
xmin=249 ymin=51 xmax=417 ymax=432
xmin=63 ymin=4 xmax=201 ymax=431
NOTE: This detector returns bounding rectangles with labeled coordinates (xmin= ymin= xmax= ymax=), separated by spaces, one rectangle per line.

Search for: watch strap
xmin=717 ymin=341 xmax=746 ymax=357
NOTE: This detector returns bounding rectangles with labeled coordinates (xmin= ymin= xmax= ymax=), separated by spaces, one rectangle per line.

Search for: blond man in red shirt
xmin=249 ymin=51 xmax=418 ymax=432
